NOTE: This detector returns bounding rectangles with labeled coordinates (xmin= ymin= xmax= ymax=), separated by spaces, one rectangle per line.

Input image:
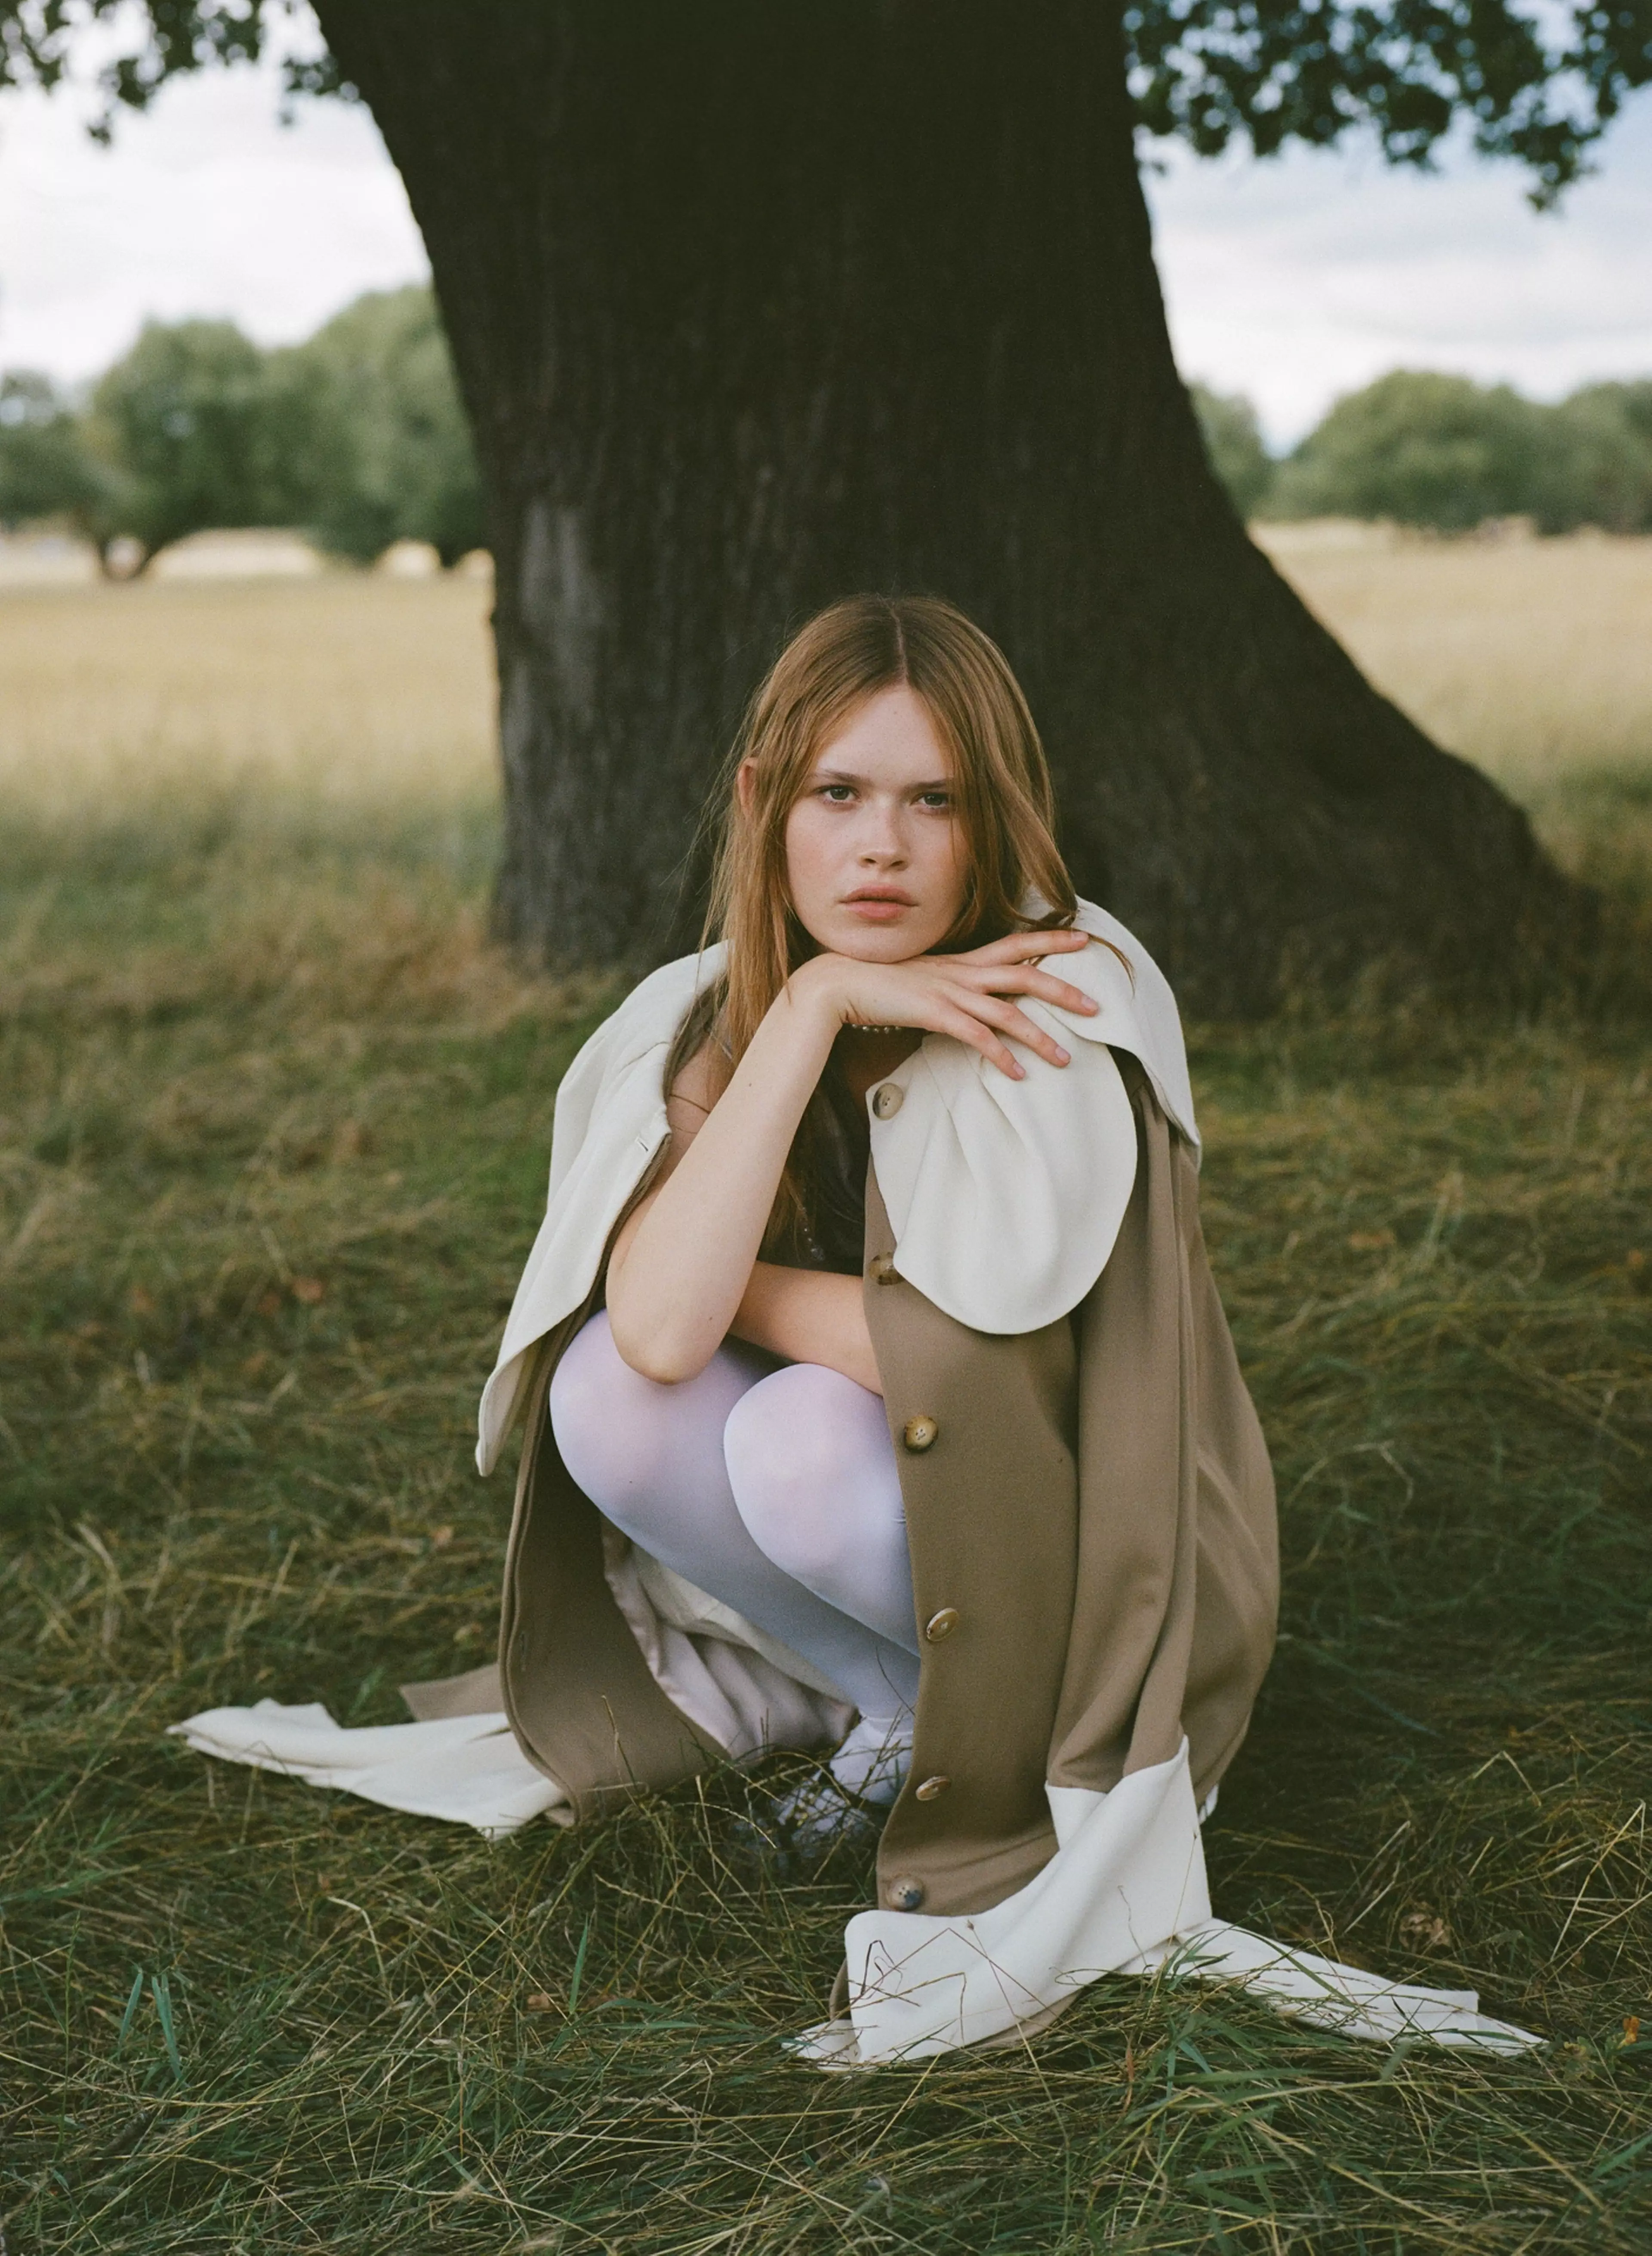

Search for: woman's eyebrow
xmin=808 ymin=765 xmax=954 ymax=793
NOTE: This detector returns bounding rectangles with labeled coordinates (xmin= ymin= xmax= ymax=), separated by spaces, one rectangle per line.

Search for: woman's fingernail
xmin=1054 ymin=1047 xmax=1070 ymax=1064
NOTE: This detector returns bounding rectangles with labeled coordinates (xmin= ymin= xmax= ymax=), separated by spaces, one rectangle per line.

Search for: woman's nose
xmin=857 ymin=811 xmax=907 ymax=864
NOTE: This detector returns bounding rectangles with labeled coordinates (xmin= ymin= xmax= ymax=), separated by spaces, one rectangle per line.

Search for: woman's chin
xmin=826 ymin=928 xmax=934 ymax=965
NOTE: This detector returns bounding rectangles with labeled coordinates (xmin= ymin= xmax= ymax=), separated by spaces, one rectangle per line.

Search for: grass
xmin=1254 ymin=524 xmax=1652 ymax=793
xmin=2 ymin=568 xmax=1651 ymax=2252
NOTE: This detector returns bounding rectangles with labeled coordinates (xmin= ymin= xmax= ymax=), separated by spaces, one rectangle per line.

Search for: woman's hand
xmin=791 ymin=927 xmax=1098 ymax=1080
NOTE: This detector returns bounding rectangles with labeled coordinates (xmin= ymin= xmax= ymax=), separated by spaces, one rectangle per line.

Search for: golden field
xmin=0 ymin=526 xmax=1647 ymax=863
xmin=0 ymin=570 xmax=498 ymax=831
xmin=1256 ymin=521 xmax=1652 ymax=798
xmin=0 ymin=572 xmax=514 ymax=1029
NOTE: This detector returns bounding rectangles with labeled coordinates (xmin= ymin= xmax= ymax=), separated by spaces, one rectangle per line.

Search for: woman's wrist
xmin=780 ymin=952 xmax=854 ymax=1037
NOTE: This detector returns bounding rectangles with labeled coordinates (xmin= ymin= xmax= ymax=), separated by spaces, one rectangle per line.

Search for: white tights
xmin=549 ymin=1311 xmax=920 ymax=1797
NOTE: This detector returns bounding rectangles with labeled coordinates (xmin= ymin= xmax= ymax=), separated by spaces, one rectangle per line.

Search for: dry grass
xmin=1260 ymin=523 xmax=1652 ymax=908
xmin=0 ymin=573 xmax=496 ymax=841
xmin=1257 ymin=521 xmax=1652 ymax=791
xmin=1 ymin=571 xmax=1650 ymax=2251
xmin=0 ymin=574 xmax=507 ymax=1030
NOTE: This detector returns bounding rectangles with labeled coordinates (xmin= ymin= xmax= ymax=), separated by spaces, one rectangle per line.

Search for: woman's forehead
xmin=811 ymin=685 xmax=952 ymax=784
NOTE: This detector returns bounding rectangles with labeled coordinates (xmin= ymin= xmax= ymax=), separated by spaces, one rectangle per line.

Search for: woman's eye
xmin=918 ymin=792 xmax=952 ymax=811
xmin=820 ymin=785 xmax=856 ymax=804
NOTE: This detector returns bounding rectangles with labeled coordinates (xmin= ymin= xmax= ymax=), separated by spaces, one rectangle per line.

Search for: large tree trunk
xmin=316 ymin=0 xmax=1587 ymax=1014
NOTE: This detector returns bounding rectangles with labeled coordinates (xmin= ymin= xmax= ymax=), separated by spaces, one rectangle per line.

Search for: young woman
xmin=179 ymin=595 xmax=1537 ymax=2059
xmin=549 ymin=600 xmax=1126 ymax=1827
xmin=464 ymin=593 xmax=1289 ymax=2056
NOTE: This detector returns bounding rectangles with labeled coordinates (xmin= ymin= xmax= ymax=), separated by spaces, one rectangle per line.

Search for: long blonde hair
xmin=671 ymin=593 xmax=1080 ymax=1251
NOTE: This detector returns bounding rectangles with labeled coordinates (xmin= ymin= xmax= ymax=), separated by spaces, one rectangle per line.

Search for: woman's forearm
xmin=605 ymin=978 xmax=841 ymax=1381
xmin=730 ymin=1265 xmax=881 ymax=1393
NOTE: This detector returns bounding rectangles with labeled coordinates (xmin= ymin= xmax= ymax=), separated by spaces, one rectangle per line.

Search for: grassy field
xmin=1257 ymin=523 xmax=1652 ymax=789
xmin=1258 ymin=521 xmax=1652 ymax=904
xmin=2 ymin=560 xmax=1650 ymax=2253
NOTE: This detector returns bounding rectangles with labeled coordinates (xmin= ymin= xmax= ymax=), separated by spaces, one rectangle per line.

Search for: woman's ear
xmin=735 ymin=759 xmax=758 ymax=817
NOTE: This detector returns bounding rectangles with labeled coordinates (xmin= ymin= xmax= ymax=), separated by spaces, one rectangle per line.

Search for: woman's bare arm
xmin=604 ymin=932 xmax=1098 ymax=1385
xmin=730 ymin=1264 xmax=881 ymax=1391
xmin=605 ymin=984 xmax=845 ymax=1383
xmin=608 ymin=1046 xmax=882 ymax=1389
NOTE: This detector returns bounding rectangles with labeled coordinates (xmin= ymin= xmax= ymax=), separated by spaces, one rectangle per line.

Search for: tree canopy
xmin=1193 ymin=369 xmax=1652 ymax=530
xmin=0 ymin=369 xmax=121 ymax=536
xmin=0 ymin=288 xmax=482 ymax=570
xmin=3 ymin=0 xmax=1649 ymax=201
xmin=266 ymin=287 xmax=485 ymax=565
xmin=91 ymin=317 xmax=275 ymax=556
xmin=1190 ymin=385 xmax=1275 ymax=516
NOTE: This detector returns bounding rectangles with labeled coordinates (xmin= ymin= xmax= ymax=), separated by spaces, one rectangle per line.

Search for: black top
xmin=775 ymin=1073 xmax=869 ymax=1277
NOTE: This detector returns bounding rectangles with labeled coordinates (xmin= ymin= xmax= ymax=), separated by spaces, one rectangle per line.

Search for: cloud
xmin=1145 ymin=98 xmax=1652 ymax=444
xmin=0 ymin=58 xmax=426 ymax=382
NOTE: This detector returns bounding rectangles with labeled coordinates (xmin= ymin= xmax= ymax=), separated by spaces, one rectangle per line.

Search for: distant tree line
xmin=0 ymin=284 xmax=483 ymax=574
xmin=1192 ymin=370 xmax=1652 ymax=533
xmin=6 ymin=296 xmax=1646 ymax=567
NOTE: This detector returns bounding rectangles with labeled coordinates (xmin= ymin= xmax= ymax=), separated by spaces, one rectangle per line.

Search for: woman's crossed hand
xmin=790 ymin=926 xmax=1098 ymax=1081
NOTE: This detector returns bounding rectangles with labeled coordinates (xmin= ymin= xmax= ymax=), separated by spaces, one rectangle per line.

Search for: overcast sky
xmin=2 ymin=51 xmax=1649 ymax=447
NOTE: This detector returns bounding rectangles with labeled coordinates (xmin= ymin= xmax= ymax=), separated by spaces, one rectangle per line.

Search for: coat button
xmin=872 ymin=1083 xmax=904 ymax=1119
xmin=902 ymin=1414 xmax=939 ymax=1452
xmin=887 ymin=1875 xmax=927 ymax=1911
xmin=868 ymin=1251 xmax=899 ymax=1285
xmin=924 ymin=1607 xmax=960 ymax=1643
xmin=914 ymin=1775 xmax=950 ymax=1802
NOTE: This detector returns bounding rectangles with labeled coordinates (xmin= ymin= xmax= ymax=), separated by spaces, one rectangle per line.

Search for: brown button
xmin=924 ymin=1607 xmax=960 ymax=1643
xmin=872 ymin=1083 xmax=904 ymax=1119
xmin=902 ymin=1415 xmax=939 ymax=1453
xmin=868 ymin=1251 xmax=900 ymax=1285
xmin=887 ymin=1875 xmax=927 ymax=1911
xmin=914 ymin=1775 xmax=950 ymax=1802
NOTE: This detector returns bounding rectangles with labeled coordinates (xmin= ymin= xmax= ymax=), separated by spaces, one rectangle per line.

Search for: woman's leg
xmin=721 ymin=1363 xmax=918 ymax=1656
xmin=548 ymin=1311 xmax=917 ymax=1726
xmin=722 ymin=1363 xmax=920 ymax=1800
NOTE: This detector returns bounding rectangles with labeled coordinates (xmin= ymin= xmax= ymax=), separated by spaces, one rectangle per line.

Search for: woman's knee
xmin=551 ymin=1312 xmax=699 ymax=1492
xmin=549 ymin=1310 xmax=770 ymax=1541
xmin=550 ymin=1307 xmax=630 ymax=1442
xmin=722 ymin=1364 xmax=900 ymax=1580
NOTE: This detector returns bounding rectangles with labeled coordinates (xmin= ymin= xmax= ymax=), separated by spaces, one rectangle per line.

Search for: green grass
xmin=3 ymin=758 xmax=1651 ymax=2251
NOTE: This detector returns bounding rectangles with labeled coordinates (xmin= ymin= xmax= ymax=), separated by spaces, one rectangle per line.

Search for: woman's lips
xmin=842 ymin=889 xmax=915 ymax=923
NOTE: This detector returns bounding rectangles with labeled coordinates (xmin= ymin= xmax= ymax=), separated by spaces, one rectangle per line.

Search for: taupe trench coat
xmin=438 ymin=1053 xmax=1276 ymax=1939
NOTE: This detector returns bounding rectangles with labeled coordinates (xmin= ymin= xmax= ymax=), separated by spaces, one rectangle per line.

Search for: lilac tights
xmin=549 ymin=1311 xmax=920 ymax=1754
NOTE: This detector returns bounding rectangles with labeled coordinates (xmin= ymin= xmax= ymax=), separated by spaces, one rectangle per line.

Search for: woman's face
xmin=756 ymin=685 xmax=968 ymax=962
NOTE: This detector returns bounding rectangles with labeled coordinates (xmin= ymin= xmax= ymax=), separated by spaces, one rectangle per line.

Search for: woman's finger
xmin=957 ymin=991 xmax=1071 ymax=1068
xmin=962 ymin=928 xmax=1089 ymax=965
xmin=952 ymin=964 xmax=1099 ymax=1015
xmin=932 ymin=1003 xmax=1027 ymax=1079
xmin=1030 ymin=977 xmax=1100 ymax=1015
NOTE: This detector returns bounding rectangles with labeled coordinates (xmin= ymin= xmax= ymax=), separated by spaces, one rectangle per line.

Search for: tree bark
xmin=316 ymin=0 xmax=1587 ymax=1014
